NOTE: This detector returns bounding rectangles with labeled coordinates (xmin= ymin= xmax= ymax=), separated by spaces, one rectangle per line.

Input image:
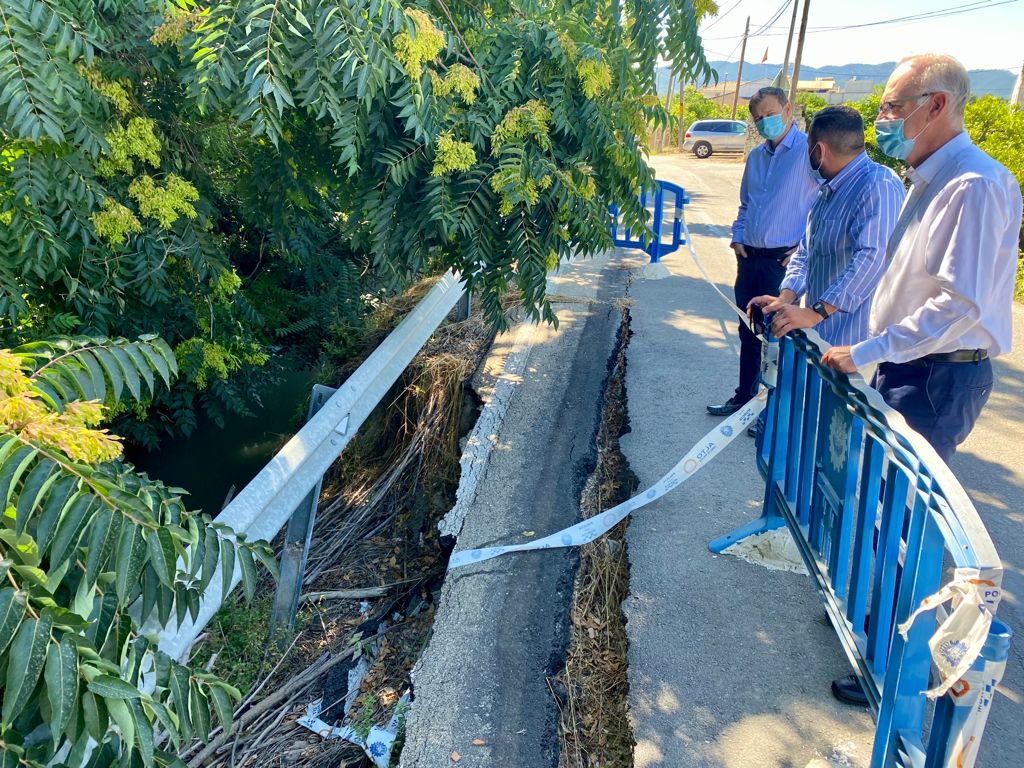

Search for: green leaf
xmin=14 ymin=457 xmax=57 ymax=535
xmin=190 ymin=682 xmax=211 ymax=743
xmin=199 ymin=526 xmax=218 ymax=592
xmin=115 ymin=524 xmax=147 ymax=603
xmin=82 ymin=690 xmax=109 ymax=742
xmin=85 ymin=506 xmax=123 ymax=584
xmin=0 ymin=587 xmax=26 ymax=655
xmin=148 ymin=698 xmax=180 ymax=750
xmin=104 ymin=695 xmax=135 ymax=754
xmin=170 ymin=666 xmax=193 ymax=743
xmin=0 ymin=445 xmax=37 ymax=509
xmin=44 ymin=635 xmax=78 ymax=741
xmin=209 ymin=683 xmax=234 ymax=733
xmin=148 ymin=527 xmax=177 ymax=586
xmin=49 ymin=494 xmax=96 ymax=569
xmin=87 ymin=674 xmax=142 ymax=699
xmin=35 ymin=476 xmax=80 ymax=550
xmin=238 ymin=544 xmax=257 ymax=601
xmin=2 ymin=611 xmax=53 ymax=725
xmin=219 ymin=534 xmax=235 ymax=601
xmin=128 ymin=698 xmax=155 ymax=765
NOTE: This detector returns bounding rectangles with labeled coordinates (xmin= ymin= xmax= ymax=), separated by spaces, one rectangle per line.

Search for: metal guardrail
xmin=609 ymin=180 xmax=689 ymax=262
xmin=710 ymin=329 xmax=1010 ymax=767
xmin=153 ymin=271 xmax=466 ymax=660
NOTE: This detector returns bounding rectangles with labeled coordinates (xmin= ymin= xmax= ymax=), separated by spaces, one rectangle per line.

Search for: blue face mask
xmin=756 ymin=114 xmax=786 ymax=141
xmin=874 ymin=119 xmax=914 ymax=160
xmin=809 ymin=143 xmax=825 ymax=183
xmin=874 ymin=99 xmax=930 ymax=160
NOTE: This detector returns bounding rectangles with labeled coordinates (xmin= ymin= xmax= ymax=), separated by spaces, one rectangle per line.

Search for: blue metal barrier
xmin=609 ymin=180 xmax=689 ymax=262
xmin=710 ymin=330 xmax=1009 ymax=768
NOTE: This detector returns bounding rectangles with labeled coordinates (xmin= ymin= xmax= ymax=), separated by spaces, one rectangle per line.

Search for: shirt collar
xmin=823 ymin=151 xmax=869 ymax=197
xmin=907 ymin=131 xmax=971 ymax=186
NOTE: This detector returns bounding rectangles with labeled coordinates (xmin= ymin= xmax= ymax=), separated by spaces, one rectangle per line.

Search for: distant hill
xmin=656 ymin=61 xmax=1017 ymax=99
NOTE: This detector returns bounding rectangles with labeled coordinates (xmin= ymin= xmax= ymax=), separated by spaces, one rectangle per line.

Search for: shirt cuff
xmin=851 ymin=336 xmax=888 ymax=369
xmin=819 ymin=286 xmax=862 ymax=314
xmin=779 ymin=276 xmax=805 ymax=297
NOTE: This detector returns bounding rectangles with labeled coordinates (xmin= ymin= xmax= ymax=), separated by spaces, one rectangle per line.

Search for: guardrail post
xmin=270 ymin=384 xmax=337 ymax=633
xmin=456 ymin=290 xmax=471 ymax=321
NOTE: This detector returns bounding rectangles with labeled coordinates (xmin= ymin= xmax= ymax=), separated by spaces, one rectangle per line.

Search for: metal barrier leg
xmin=270 ymin=384 xmax=337 ymax=632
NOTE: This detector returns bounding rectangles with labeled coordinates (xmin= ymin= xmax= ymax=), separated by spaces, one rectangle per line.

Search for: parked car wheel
xmin=693 ymin=141 xmax=712 ymax=159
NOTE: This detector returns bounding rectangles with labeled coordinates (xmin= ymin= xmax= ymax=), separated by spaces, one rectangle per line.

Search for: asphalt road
xmin=647 ymin=151 xmax=1024 ymax=768
xmin=401 ymin=252 xmax=632 ymax=768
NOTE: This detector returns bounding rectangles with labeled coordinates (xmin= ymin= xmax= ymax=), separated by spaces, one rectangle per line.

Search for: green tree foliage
xmin=675 ymin=85 xmax=748 ymax=131
xmin=964 ymin=95 xmax=1024 ymax=296
xmin=0 ymin=335 xmax=275 ymax=766
xmin=795 ymin=92 xmax=828 ymax=122
xmin=1 ymin=0 xmax=714 ymax=439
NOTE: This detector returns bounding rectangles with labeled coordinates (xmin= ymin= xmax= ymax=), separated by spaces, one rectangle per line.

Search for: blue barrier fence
xmin=710 ymin=330 xmax=1010 ymax=767
xmin=609 ymin=180 xmax=689 ymax=262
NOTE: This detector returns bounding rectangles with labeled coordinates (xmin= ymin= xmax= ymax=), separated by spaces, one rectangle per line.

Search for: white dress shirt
xmin=851 ymin=132 xmax=1024 ymax=368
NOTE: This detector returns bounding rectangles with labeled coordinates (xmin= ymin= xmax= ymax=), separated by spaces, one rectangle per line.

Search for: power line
xmin=749 ymin=0 xmax=794 ymax=37
xmin=701 ymin=0 xmax=745 ymax=32
xmin=700 ymin=0 xmax=1019 ymax=40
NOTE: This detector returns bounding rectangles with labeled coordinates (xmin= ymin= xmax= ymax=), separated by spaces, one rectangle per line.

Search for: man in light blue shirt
xmin=748 ymin=106 xmax=905 ymax=346
xmin=708 ymin=87 xmax=820 ymax=416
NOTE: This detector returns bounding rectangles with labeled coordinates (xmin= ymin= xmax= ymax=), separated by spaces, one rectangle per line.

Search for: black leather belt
xmin=909 ymin=349 xmax=988 ymax=365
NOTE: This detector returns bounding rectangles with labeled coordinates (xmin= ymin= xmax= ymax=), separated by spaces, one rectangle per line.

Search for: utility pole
xmin=731 ymin=16 xmax=750 ymax=119
xmin=779 ymin=0 xmax=801 ymax=88
xmin=788 ymin=0 xmax=811 ymax=106
xmin=1011 ymin=60 xmax=1024 ymax=108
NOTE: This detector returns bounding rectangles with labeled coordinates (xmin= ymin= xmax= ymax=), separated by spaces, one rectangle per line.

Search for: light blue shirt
xmin=780 ymin=151 xmax=906 ymax=346
xmin=731 ymin=125 xmax=820 ymax=248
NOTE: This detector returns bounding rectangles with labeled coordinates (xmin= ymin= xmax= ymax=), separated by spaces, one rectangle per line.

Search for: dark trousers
xmin=873 ymin=358 xmax=993 ymax=463
xmin=734 ymin=245 xmax=789 ymax=400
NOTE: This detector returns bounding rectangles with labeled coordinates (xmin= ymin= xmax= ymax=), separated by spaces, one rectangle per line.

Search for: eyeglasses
xmin=878 ymin=92 xmax=935 ymax=116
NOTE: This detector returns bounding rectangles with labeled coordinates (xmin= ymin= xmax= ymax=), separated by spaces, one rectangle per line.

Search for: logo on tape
xmin=939 ymin=638 xmax=969 ymax=668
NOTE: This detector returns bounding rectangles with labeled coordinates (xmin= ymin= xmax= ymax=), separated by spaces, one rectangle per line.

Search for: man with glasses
xmin=821 ymin=54 xmax=1023 ymax=705
xmin=707 ymin=86 xmax=820 ymax=417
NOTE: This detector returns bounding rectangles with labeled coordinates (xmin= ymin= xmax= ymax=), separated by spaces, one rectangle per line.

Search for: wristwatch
xmin=811 ymin=300 xmax=831 ymax=320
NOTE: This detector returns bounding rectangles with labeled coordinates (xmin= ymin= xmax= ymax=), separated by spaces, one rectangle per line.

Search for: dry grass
xmin=552 ymin=309 xmax=637 ymax=768
xmin=181 ymin=285 xmax=497 ymax=768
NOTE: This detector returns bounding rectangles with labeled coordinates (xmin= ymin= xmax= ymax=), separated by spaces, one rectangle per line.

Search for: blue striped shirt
xmin=731 ymin=126 xmax=820 ymax=248
xmin=779 ymin=151 xmax=906 ymax=346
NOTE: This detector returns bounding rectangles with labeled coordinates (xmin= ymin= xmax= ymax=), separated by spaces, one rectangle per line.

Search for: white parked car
xmin=682 ymin=119 xmax=747 ymax=158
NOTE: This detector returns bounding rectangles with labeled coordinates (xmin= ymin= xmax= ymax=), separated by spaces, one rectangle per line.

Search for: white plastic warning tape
xmin=448 ymin=388 xmax=768 ymax=569
xmin=447 ymin=212 xmax=774 ymax=571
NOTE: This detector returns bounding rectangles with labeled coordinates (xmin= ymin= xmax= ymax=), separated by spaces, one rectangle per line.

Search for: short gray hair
xmin=749 ymin=86 xmax=788 ymax=110
xmin=900 ymin=54 xmax=971 ymax=115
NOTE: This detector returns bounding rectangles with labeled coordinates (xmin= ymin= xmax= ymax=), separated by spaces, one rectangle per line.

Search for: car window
xmin=692 ymin=122 xmax=711 ymax=132
xmin=708 ymin=122 xmax=729 ymax=132
xmin=731 ymin=122 xmax=747 ymax=133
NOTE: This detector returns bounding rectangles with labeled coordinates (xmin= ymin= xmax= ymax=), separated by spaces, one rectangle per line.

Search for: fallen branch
xmin=300 ymin=587 xmax=391 ymax=603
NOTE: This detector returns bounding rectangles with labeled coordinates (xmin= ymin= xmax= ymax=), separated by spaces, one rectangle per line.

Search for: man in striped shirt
xmin=748 ymin=106 xmax=905 ymax=347
xmin=708 ymin=87 xmax=820 ymax=416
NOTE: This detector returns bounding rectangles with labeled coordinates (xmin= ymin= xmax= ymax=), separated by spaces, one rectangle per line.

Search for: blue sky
xmin=698 ymin=0 xmax=1024 ymax=75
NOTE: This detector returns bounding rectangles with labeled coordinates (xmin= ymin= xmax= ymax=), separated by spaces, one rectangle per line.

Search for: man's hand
xmin=822 ymin=345 xmax=858 ymax=373
xmin=748 ymin=288 xmax=797 ymax=316
xmin=730 ymin=242 xmax=748 ymax=258
xmin=769 ymin=304 xmax=823 ymax=338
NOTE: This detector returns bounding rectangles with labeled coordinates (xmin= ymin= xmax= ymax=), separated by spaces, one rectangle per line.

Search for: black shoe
xmin=831 ymin=675 xmax=869 ymax=706
xmin=707 ymin=396 xmax=746 ymax=416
